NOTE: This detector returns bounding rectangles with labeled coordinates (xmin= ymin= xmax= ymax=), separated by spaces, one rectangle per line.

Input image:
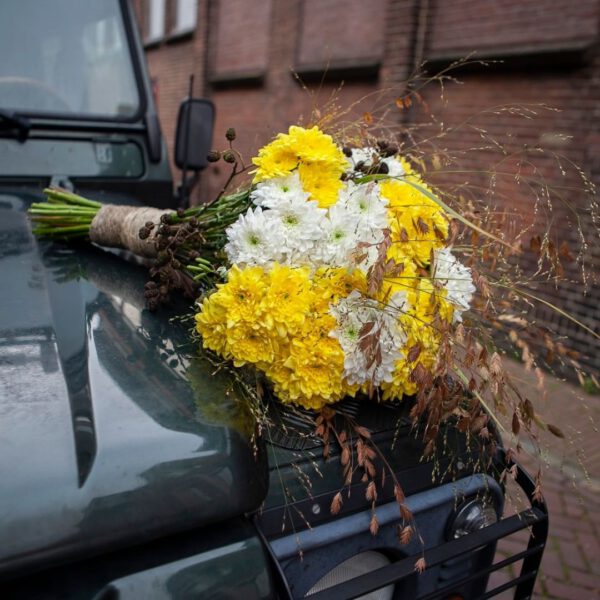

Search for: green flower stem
xmin=43 ymin=187 xmax=102 ymax=209
xmin=32 ymin=224 xmax=91 ymax=235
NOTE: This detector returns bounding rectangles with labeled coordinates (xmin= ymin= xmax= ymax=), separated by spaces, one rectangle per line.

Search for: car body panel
xmin=0 ymin=189 xmax=268 ymax=579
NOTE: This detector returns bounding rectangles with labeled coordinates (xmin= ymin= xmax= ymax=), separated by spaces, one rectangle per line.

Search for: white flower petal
xmin=433 ymin=248 xmax=476 ymax=322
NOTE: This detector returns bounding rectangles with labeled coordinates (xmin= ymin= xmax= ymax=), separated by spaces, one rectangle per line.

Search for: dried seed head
xmin=330 ymin=492 xmax=343 ymax=515
xmin=225 ymin=127 xmax=237 ymax=141
xmin=376 ymin=161 xmax=389 ymax=175
xmin=369 ymin=514 xmax=379 ymax=536
xmin=398 ymin=525 xmax=413 ymax=545
xmin=414 ymin=558 xmax=426 ymax=573
xmin=222 ymin=150 xmax=236 ymax=164
xmin=207 ymin=150 xmax=221 ymax=162
xmin=380 ymin=145 xmax=398 ymax=158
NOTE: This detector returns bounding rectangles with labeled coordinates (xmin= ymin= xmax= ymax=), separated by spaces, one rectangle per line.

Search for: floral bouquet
xmin=195 ymin=125 xmax=474 ymax=412
xmin=29 ymin=99 xmax=598 ymax=515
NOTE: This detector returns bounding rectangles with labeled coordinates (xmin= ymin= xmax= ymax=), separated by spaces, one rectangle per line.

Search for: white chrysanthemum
xmin=250 ymin=172 xmax=309 ymax=210
xmin=330 ymin=290 xmax=408 ymax=386
xmin=345 ymin=147 xmax=405 ymax=179
xmin=271 ymin=196 xmax=327 ymax=264
xmin=433 ymin=248 xmax=476 ymax=322
xmin=381 ymin=156 xmax=405 ymax=178
xmin=314 ymin=201 xmax=360 ymax=267
xmin=224 ymin=207 xmax=285 ymax=266
xmin=336 ymin=181 xmax=389 ymax=271
xmin=340 ymin=181 xmax=389 ymax=229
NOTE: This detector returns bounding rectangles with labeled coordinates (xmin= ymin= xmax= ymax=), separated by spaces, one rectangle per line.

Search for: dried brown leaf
xmin=529 ymin=235 xmax=542 ymax=254
xmin=512 ymin=412 xmax=521 ymax=436
xmin=341 ymin=445 xmax=351 ymax=467
xmin=547 ymin=423 xmax=565 ymax=438
xmin=416 ymin=217 xmax=430 ymax=234
xmin=399 ymin=525 xmax=413 ymax=545
xmin=407 ymin=343 xmax=422 ymax=363
xmin=365 ymin=460 xmax=377 ymax=478
xmin=355 ymin=425 xmax=372 ymax=439
xmin=394 ymin=484 xmax=405 ymax=504
xmin=366 ymin=481 xmax=377 ymax=502
xmin=359 ymin=321 xmax=375 ymax=337
xmin=523 ymin=398 xmax=535 ymax=421
xmin=414 ymin=558 xmax=427 ymax=573
xmin=330 ymin=492 xmax=343 ymax=515
xmin=558 ymin=241 xmax=574 ymax=261
xmin=369 ymin=513 xmax=379 ymax=536
xmin=490 ymin=352 xmax=503 ymax=377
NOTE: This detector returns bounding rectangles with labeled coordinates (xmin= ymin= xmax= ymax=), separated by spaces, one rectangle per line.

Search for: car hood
xmin=0 ymin=188 xmax=268 ymax=578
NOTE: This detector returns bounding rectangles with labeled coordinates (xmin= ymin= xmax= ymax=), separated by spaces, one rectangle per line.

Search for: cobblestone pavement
xmin=490 ymin=361 xmax=600 ymax=599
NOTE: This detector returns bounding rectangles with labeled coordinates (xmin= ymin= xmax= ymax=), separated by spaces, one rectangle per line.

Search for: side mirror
xmin=174 ymin=98 xmax=215 ymax=171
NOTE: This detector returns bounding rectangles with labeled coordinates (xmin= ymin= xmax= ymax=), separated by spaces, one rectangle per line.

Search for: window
xmin=147 ymin=0 xmax=165 ymax=42
xmin=174 ymin=0 xmax=197 ymax=34
xmin=0 ymin=0 xmax=140 ymax=118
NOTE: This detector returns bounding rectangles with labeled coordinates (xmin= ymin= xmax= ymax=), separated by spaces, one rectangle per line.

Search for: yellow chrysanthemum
xmin=215 ymin=265 xmax=268 ymax=326
xmin=380 ymin=277 xmax=449 ymax=400
xmin=379 ymin=260 xmax=420 ymax=302
xmin=195 ymin=297 xmax=229 ymax=358
xmin=312 ymin=267 xmax=368 ymax=312
xmin=297 ymin=161 xmax=343 ymax=207
xmin=287 ymin=126 xmax=345 ymax=163
xmin=226 ymin=320 xmax=277 ymax=367
xmin=381 ymin=178 xmax=449 ymax=267
xmin=252 ymin=126 xmax=347 ymax=207
xmin=251 ymin=137 xmax=298 ymax=180
xmin=262 ymin=264 xmax=312 ymax=337
xmin=276 ymin=313 xmax=346 ymax=409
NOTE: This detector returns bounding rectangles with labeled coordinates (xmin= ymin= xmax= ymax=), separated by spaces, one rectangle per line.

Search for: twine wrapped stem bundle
xmin=29 ymin=187 xmax=252 ymax=303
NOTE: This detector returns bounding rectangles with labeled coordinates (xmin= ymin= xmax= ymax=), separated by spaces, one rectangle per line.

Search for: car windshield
xmin=0 ymin=0 xmax=140 ymax=119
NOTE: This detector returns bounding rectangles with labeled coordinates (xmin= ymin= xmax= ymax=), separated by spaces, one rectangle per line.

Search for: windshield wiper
xmin=0 ymin=109 xmax=30 ymax=141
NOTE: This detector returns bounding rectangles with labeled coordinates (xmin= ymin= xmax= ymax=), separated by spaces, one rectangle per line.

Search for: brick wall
xmin=132 ymin=0 xmax=600 ymax=376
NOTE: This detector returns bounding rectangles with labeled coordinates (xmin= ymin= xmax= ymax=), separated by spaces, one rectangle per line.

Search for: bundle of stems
xmin=30 ymin=188 xmax=103 ymax=239
xmin=30 ymin=186 xmax=252 ymax=307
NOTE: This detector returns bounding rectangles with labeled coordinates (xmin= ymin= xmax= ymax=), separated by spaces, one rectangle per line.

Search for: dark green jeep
xmin=0 ymin=1 xmax=547 ymax=598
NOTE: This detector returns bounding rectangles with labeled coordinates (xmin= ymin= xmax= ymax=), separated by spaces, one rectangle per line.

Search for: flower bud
xmin=207 ymin=150 xmax=221 ymax=162
xmin=225 ymin=127 xmax=236 ymax=141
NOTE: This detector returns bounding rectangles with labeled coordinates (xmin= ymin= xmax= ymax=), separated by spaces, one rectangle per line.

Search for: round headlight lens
xmin=448 ymin=498 xmax=498 ymax=540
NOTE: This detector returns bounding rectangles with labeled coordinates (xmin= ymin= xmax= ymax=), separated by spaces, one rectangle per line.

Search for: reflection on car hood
xmin=0 ymin=189 xmax=268 ymax=578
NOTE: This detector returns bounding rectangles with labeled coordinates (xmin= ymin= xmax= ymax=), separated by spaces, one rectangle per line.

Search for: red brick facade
xmin=131 ymin=0 xmax=600 ymax=376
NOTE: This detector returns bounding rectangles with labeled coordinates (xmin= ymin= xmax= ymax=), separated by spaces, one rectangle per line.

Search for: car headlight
xmin=447 ymin=498 xmax=498 ymax=540
xmin=305 ymin=550 xmax=394 ymax=599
